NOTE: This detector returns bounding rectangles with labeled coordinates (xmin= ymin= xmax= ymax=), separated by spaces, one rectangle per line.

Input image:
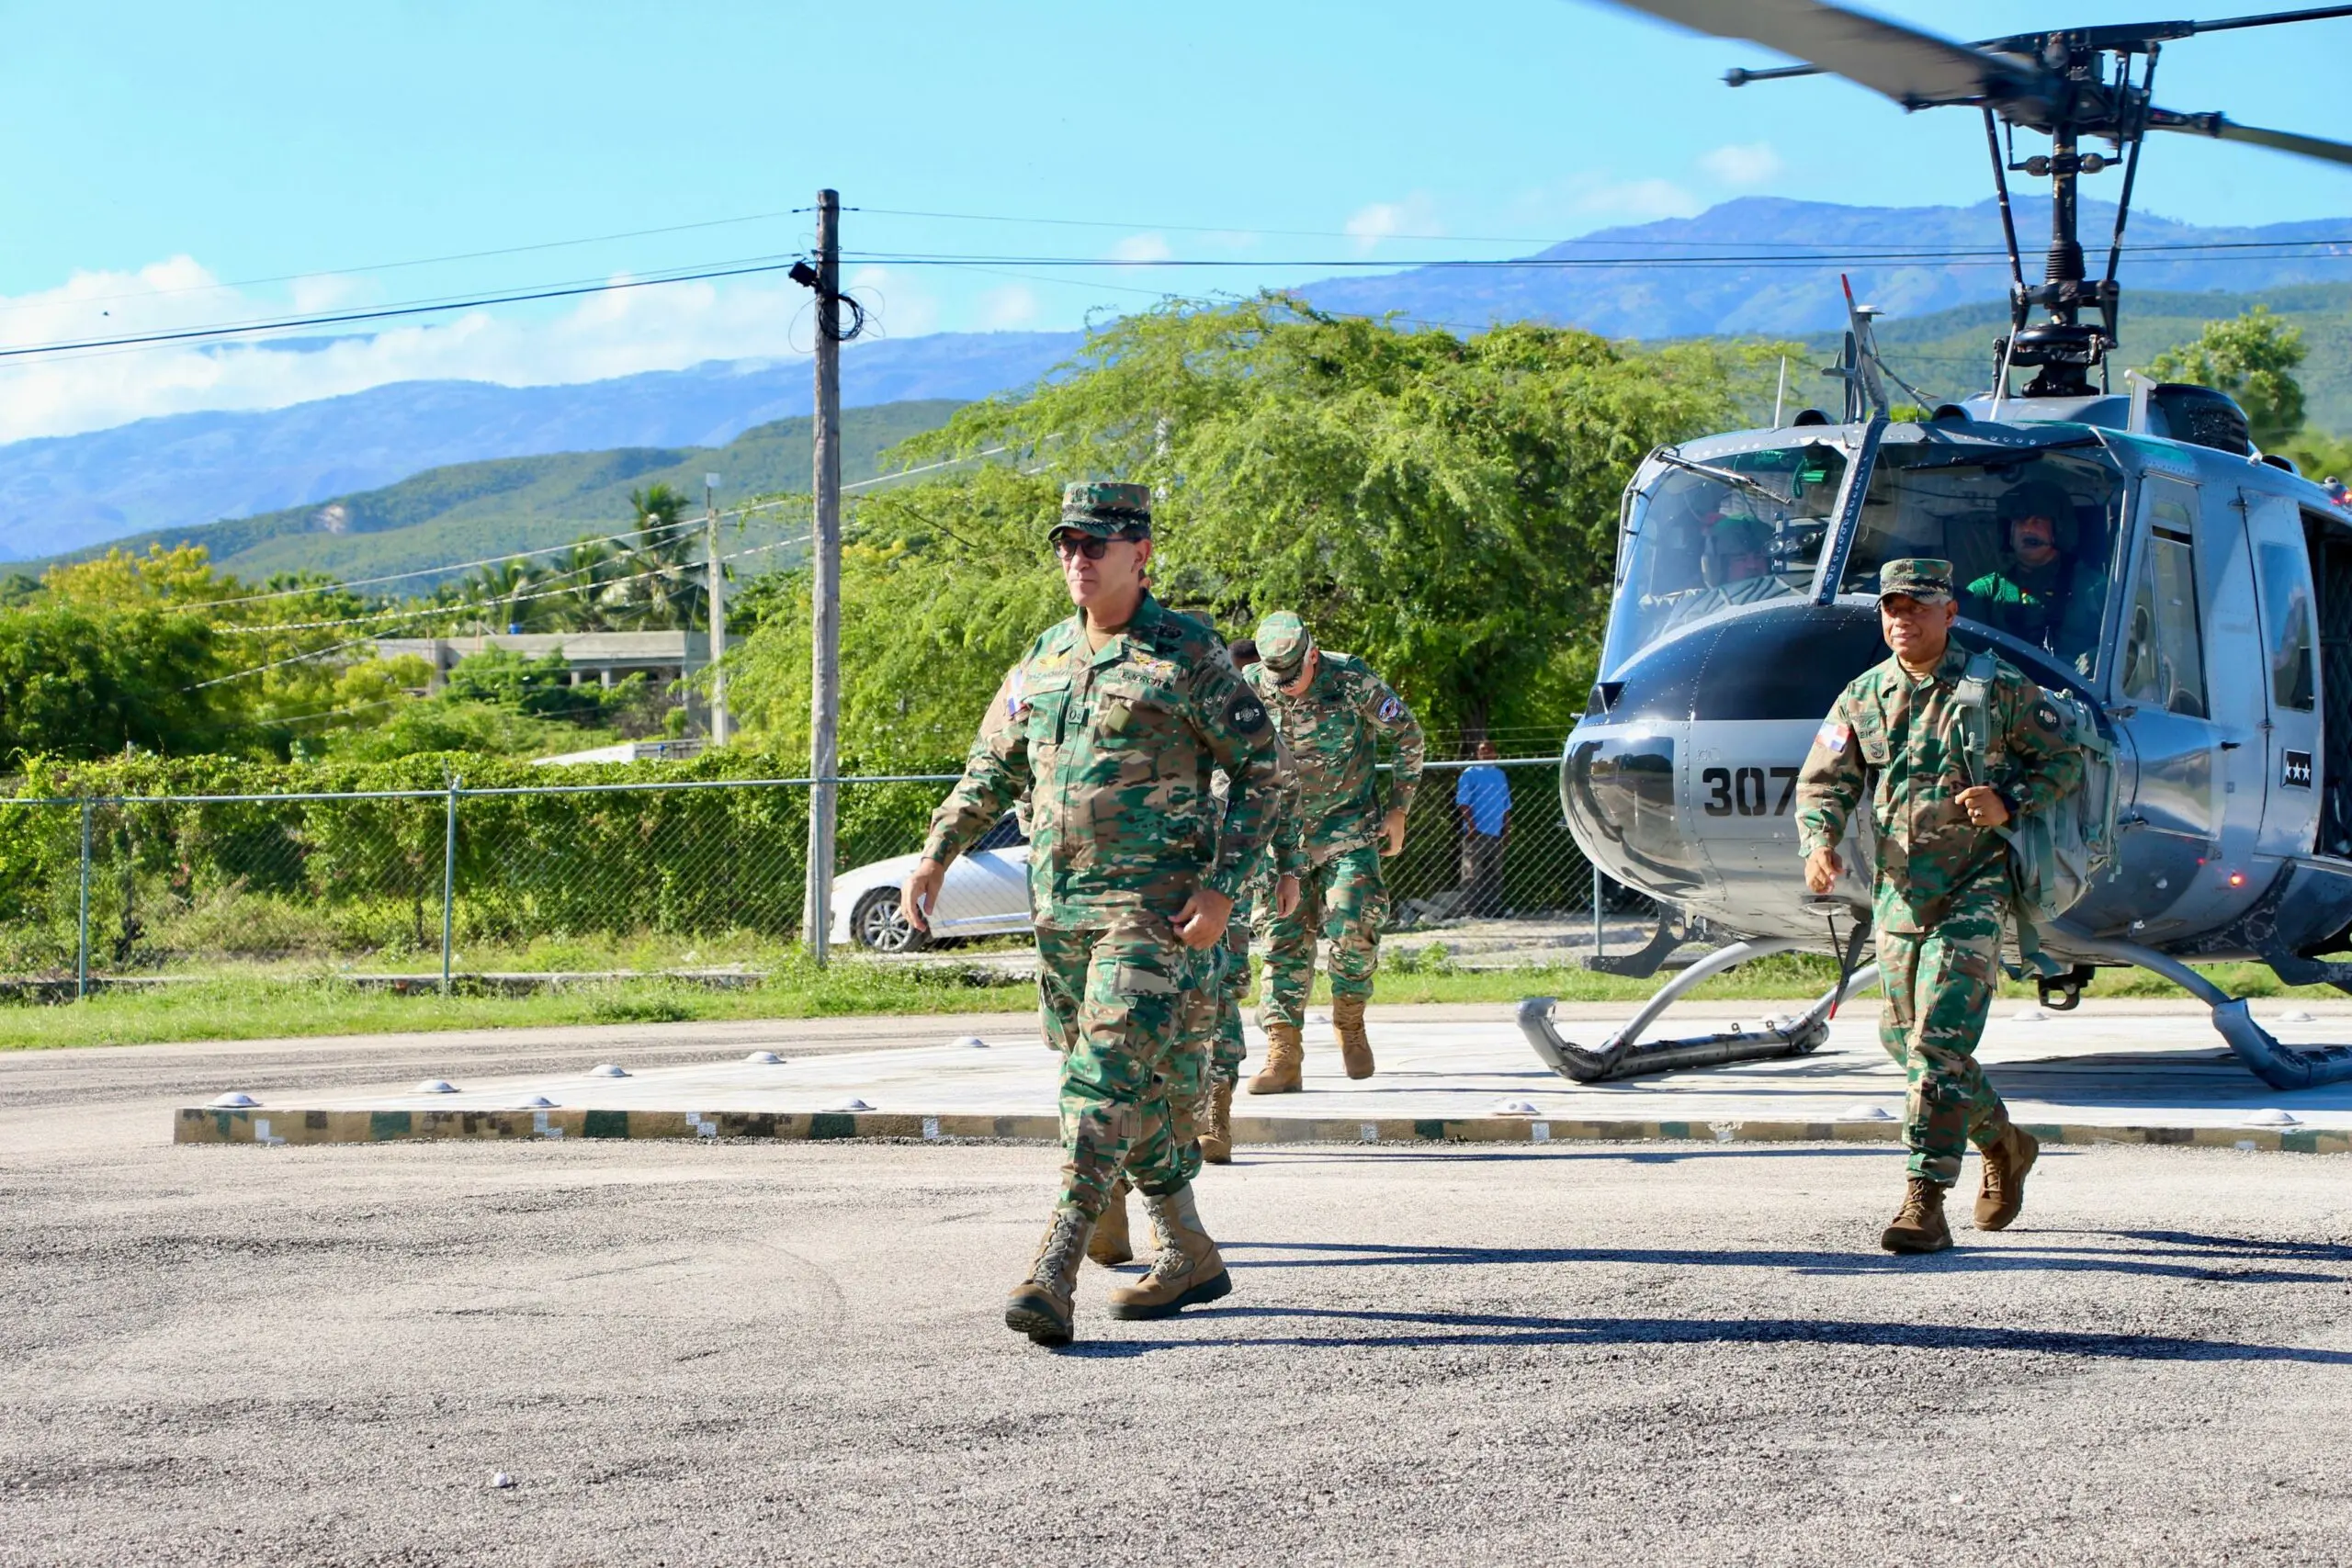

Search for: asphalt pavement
xmin=5 ymin=1023 xmax=2350 ymax=1566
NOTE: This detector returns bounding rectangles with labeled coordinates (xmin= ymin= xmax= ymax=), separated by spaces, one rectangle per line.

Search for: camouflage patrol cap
xmin=1254 ymin=611 xmax=1313 ymax=675
xmin=1051 ymin=480 xmax=1153 ymax=541
xmin=1877 ymin=558 xmax=1955 ymax=604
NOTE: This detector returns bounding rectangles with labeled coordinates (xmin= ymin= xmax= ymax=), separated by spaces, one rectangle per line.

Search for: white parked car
xmin=828 ymin=814 xmax=1033 ymax=953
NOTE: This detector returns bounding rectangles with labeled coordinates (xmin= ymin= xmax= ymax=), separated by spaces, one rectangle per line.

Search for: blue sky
xmin=6 ymin=0 xmax=2350 ymax=437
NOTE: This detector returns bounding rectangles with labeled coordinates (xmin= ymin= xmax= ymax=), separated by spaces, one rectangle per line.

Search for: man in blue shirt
xmin=1454 ymin=739 xmax=1511 ymax=917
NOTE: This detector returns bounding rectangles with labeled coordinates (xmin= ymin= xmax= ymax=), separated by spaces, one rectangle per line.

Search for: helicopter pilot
xmin=1964 ymin=480 xmax=2106 ymax=676
xmin=1657 ymin=510 xmax=1797 ymax=632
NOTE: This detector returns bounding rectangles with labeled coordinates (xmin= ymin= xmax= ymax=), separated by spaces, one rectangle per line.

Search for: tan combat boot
xmin=1248 ymin=1024 xmax=1304 ymax=1094
xmin=1974 ymin=1124 xmax=2040 ymax=1231
xmin=1004 ymin=1204 xmax=1093 ymax=1346
xmin=1880 ymin=1177 xmax=1954 ymax=1255
xmin=1087 ymin=1179 xmax=1134 ymax=1266
xmin=1332 ymin=994 xmax=1375 ymax=1080
xmin=1198 ymin=1080 xmax=1236 ymax=1166
xmin=1106 ymin=1184 xmax=1233 ymax=1320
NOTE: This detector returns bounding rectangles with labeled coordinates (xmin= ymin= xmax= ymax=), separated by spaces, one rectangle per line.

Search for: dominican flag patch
xmin=1813 ymin=720 xmax=1849 ymax=755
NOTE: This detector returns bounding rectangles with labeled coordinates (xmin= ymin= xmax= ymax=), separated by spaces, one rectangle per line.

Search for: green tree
xmin=890 ymin=294 xmax=1758 ymax=743
xmin=600 ymin=483 xmax=708 ymax=630
xmin=2147 ymin=305 xmax=2307 ymax=450
xmin=0 ymin=604 xmax=228 ymax=761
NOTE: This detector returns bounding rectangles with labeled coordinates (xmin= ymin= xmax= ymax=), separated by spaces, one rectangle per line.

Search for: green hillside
xmin=1801 ymin=282 xmax=2352 ymax=429
xmin=34 ymin=399 xmax=962 ymax=585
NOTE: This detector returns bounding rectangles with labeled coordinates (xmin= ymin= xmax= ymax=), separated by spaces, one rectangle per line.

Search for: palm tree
xmin=598 ymin=484 xmax=707 ymax=630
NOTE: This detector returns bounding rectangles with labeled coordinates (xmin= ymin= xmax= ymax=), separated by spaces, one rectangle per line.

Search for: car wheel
xmin=851 ymin=886 xmax=929 ymax=953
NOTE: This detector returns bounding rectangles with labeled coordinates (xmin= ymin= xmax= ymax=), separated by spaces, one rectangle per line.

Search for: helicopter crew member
xmin=904 ymin=481 xmax=1281 ymax=1346
xmin=1795 ymin=558 xmax=2084 ymax=1255
xmin=1965 ymin=480 xmax=2106 ymax=674
xmin=1242 ymin=612 xmax=1426 ymax=1090
xmin=1661 ymin=512 xmax=1797 ymax=632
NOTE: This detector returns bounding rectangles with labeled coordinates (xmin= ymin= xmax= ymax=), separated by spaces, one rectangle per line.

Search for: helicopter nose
xmin=1562 ymin=600 xmax=1888 ymax=906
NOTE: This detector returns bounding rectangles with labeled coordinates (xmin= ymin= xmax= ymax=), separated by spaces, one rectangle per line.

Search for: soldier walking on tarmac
xmin=1242 ymin=612 xmax=1425 ymax=1090
xmin=904 ymin=481 xmax=1280 ymax=1345
xmin=1091 ymin=662 xmax=1297 ymax=1266
xmin=1200 ymin=639 xmax=1302 ymax=1157
xmin=1795 ymin=558 xmax=2084 ymax=1254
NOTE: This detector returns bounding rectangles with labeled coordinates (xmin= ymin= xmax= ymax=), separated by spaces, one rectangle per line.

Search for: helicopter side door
xmin=2098 ymin=473 xmax=2265 ymax=939
xmin=2240 ymin=489 xmax=2322 ymax=861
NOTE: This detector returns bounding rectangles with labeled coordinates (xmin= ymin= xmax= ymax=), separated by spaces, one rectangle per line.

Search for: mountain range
xmin=0 ymin=332 xmax=1077 ymax=561
xmin=6 ymin=195 xmax=2349 ymax=565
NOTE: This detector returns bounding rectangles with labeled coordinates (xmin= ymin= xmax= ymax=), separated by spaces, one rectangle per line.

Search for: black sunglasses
xmin=1052 ymin=533 xmax=1140 ymax=560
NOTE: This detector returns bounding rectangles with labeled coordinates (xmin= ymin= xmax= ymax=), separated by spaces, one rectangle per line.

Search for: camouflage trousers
xmin=1261 ymin=844 xmax=1387 ymax=1029
xmin=1207 ymin=919 xmax=1252 ymax=1087
xmin=1873 ymin=886 xmax=2014 ymax=1185
xmin=1035 ymin=917 xmax=1210 ymax=1218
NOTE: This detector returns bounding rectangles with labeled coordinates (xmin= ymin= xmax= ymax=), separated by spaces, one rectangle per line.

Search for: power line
xmin=12 ymin=234 xmax=2350 ymax=363
xmin=0 ymin=209 xmax=810 ymax=320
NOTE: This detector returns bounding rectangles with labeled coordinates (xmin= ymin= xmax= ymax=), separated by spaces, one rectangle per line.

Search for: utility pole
xmin=804 ymin=188 xmax=842 ymax=963
xmin=705 ymin=471 xmax=728 ymax=746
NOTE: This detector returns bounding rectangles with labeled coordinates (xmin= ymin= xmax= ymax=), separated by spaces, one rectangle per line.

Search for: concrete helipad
xmin=175 ymin=1001 xmax=2352 ymax=1154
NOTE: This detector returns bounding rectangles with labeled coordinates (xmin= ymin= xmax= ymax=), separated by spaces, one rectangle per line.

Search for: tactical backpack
xmin=1953 ymin=649 xmax=2119 ymax=966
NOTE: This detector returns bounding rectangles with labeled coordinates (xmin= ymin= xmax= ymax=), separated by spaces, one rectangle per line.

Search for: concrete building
xmin=375 ymin=631 xmax=717 ymax=694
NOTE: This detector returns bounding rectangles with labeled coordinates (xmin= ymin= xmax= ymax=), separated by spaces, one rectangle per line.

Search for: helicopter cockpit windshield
xmin=1606 ymin=442 xmax=1849 ymax=671
xmin=1834 ymin=446 xmax=2125 ymax=682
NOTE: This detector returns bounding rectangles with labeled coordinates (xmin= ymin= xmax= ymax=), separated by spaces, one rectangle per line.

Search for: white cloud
xmin=845 ymin=265 xmax=939 ymax=340
xmin=1109 ymin=232 xmax=1173 ymax=265
xmin=978 ymin=284 xmax=1038 ymax=330
xmin=1510 ymin=175 xmax=1704 ymax=230
xmin=1344 ymin=195 xmax=1442 ymax=254
xmin=1700 ymin=141 xmax=1784 ymax=187
xmin=0 ymin=256 xmax=970 ymax=442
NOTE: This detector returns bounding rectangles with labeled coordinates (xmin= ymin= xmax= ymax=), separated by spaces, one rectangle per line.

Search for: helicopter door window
xmin=2256 ymin=541 xmax=2317 ymax=713
xmin=1838 ymin=448 xmax=2122 ymax=681
xmin=2119 ymin=523 xmax=2209 ymax=719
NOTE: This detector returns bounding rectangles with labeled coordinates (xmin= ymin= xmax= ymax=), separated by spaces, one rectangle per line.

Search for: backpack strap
xmin=1952 ymin=649 xmax=2000 ymax=788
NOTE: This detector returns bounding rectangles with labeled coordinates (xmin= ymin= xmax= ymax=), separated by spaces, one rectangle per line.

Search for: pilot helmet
xmin=1700 ymin=513 xmax=1775 ymax=586
xmin=1996 ymin=479 xmax=2077 ymax=554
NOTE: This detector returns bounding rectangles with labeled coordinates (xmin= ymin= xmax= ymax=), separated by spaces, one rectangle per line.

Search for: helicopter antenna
xmin=1623 ymin=0 xmax=2352 ymax=398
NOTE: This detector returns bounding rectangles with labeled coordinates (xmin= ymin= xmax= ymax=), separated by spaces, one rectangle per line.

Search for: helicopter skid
xmin=2072 ymin=937 xmax=2352 ymax=1092
xmin=1519 ymin=937 xmax=1882 ymax=1083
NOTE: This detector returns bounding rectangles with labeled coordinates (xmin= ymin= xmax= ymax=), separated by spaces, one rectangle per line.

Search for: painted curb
xmin=175 ymin=1105 xmax=2352 ymax=1156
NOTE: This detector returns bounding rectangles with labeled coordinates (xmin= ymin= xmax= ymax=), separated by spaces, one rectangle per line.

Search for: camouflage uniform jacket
xmin=923 ymin=592 xmax=1281 ymax=928
xmin=1242 ymin=650 xmax=1426 ymax=866
xmin=1216 ymin=744 xmax=1305 ymax=925
xmin=1795 ymin=640 xmax=2084 ymax=936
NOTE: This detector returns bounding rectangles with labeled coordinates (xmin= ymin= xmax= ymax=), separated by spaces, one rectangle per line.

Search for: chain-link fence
xmin=0 ymin=756 xmax=1655 ymax=989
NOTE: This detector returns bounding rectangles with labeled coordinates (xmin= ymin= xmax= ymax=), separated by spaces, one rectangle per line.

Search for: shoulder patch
xmin=1813 ymin=719 xmax=1849 ymax=755
xmin=2033 ymin=702 xmax=2062 ymax=734
xmin=1005 ymin=666 xmax=1028 ymax=719
xmin=1376 ymin=693 xmax=1405 ymax=723
xmin=1227 ymin=691 xmax=1269 ymax=735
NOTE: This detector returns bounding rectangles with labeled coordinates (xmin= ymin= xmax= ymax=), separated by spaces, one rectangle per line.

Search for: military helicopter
xmin=1521 ymin=0 xmax=2352 ymax=1090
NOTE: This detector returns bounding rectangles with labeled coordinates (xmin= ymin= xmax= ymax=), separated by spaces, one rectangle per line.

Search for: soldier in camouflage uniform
xmin=906 ymin=481 xmax=1280 ymax=1345
xmin=1195 ymin=639 xmax=1304 ymax=1162
xmin=1795 ymin=558 xmax=2083 ymax=1255
xmin=1242 ymin=612 xmax=1426 ymax=1089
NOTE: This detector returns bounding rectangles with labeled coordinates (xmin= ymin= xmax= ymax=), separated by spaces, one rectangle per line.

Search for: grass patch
xmin=0 ymin=956 xmax=1036 ymax=1051
xmin=4 ymin=948 xmax=2337 ymax=1053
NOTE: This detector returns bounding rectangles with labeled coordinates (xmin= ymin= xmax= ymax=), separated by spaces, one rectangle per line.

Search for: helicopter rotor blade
xmin=1611 ymin=0 xmax=2064 ymax=114
xmin=2148 ymin=107 xmax=2352 ymax=166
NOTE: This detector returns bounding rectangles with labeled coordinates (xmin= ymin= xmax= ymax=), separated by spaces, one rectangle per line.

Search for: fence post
xmin=441 ymin=776 xmax=460 ymax=996
xmin=76 ymin=799 xmax=93 ymax=1000
xmin=1591 ymin=860 xmax=1604 ymax=961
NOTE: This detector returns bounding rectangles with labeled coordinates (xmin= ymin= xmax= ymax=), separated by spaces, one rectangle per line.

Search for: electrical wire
xmin=0 ymin=209 xmax=810 ymax=319
xmin=11 ymin=234 xmax=2349 ymax=363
